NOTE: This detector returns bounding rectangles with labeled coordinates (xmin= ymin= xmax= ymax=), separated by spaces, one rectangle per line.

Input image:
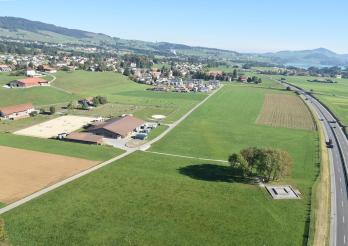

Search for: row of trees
xmin=228 ymin=147 xmax=292 ymax=182
xmin=246 ymin=76 xmax=262 ymax=84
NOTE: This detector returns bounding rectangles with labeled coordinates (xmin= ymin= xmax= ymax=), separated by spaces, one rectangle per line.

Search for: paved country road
xmin=0 ymin=85 xmax=223 ymax=215
xmin=282 ymin=81 xmax=348 ymax=246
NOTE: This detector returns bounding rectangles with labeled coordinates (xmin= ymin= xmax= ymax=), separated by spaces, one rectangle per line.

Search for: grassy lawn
xmin=0 ymin=73 xmax=76 ymax=107
xmin=52 ymin=71 xmax=207 ymax=122
xmin=1 ymin=84 xmax=318 ymax=245
xmin=208 ymin=65 xmax=235 ymax=73
xmin=271 ymin=75 xmax=348 ymax=125
xmin=146 ymin=125 xmax=169 ymax=140
xmin=2 ymin=151 xmax=314 ymax=245
xmin=0 ymin=133 xmax=124 ymax=161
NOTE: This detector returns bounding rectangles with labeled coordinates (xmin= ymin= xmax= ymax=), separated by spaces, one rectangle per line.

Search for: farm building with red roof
xmin=8 ymin=77 xmax=49 ymax=88
xmin=0 ymin=103 xmax=35 ymax=120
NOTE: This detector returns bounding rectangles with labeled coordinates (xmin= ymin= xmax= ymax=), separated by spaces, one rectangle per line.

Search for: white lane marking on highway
xmin=342 ymin=201 xmax=344 ymax=208
xmin=343 ymin=216 xmax=345 ymax=224
xmin=340 ymin=178 xmax=342 ymax=183
xmin=344 ymin=235 xmax=346 ymax=244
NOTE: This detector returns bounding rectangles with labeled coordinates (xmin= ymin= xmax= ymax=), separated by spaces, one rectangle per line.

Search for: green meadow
xmin=0 ymin=73 xmax=75 ymax=107
xmin=0 ymin=133 xmax=123 ymax=161
xmin=52 ymin=71 xmax=207 ymax=122
xmin=2 ymin=85 xmax=318 ymax=245
xmin=0 ymin=71 xmax=207 ymax=123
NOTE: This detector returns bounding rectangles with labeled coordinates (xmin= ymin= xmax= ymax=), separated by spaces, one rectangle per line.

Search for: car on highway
xmin=326 ymin=139 xmax=334 ymax=148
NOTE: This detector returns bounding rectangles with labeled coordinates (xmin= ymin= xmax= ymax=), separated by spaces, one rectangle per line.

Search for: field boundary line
xmin=144 ymin=150 xmax=228 ymax=163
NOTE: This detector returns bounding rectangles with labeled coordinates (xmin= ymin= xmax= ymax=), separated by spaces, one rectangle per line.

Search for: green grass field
xmin=0 ymin=71 xmax=206 ymax=124
xmin=0 ymin=133 xmax=123 ymax=161
xmin=0 ymin=73 xmax=75 ymax=107
xmin=270 ymin=75 xmax=348 ymax=125
xmin=1 ymin=85 xmax=318 ymax=245
xmin=52 ymin=71 xmax=206 ymax=122
xmin=146 ymin=125 xmax=169 ymax=140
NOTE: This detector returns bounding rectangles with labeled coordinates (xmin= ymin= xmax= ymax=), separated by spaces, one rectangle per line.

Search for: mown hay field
xmin=256 ymin=94 xmax=316 ymax=131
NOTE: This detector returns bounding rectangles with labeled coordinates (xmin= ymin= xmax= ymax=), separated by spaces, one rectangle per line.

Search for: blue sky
xmin=0 ymin=0 xmax=347 ymax=53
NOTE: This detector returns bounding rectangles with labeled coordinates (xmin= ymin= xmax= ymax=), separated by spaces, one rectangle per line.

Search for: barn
xmin=0 ymin=103 xmax=35 ymax=120
xmin=88 ymin=115 xmax=145 ymax=139
xmin=8 ymin=77 xmax=49 ymax=88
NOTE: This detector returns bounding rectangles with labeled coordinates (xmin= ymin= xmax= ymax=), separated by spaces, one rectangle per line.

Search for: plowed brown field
xmin=0 ymin=146 xmax=97 ymax=204
xmin=256 ymin=94 xmax=316 ymax=130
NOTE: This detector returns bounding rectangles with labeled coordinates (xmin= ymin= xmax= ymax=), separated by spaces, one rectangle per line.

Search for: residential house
xmin=0 ymin=65 xmax=12 ymax=72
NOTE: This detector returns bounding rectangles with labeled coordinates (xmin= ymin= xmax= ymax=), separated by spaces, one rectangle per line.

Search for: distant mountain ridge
xmin=0 ymin=16 xmax=347 ymax=67
xmin=0 ymin=16 xmax=244 ymax=60
xmin=263 ymin=48 xmax=348 ymax=67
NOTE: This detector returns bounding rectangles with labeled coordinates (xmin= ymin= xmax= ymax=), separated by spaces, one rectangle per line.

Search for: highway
xmin=283 ymin=82 xmax=348 ymax=246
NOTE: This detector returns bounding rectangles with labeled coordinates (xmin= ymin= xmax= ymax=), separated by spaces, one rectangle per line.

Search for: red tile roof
xmin=17 ymin=77 xmax=49 ymax=86
xmin=0 ymin=103 xmax=33 ymax=116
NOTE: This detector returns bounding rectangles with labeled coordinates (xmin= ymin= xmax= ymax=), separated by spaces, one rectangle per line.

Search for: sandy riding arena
xmin=14 ymin=115 xmax=97 ymax=138
xmin=0 ymin=146 xmax=97 ymax=204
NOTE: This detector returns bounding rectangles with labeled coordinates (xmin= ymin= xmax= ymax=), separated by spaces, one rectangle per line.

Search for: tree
xmin=229 ymin=147 xmax=293 ymax=182
xmin=98 ymin=96 xmax=108 ymax=104
xmin=232 ymin=69 xmax=238 ymax=80
xmin=228 ymin=153 xmax=250 ymax=176
xmin=123 ymin=68 xmax=131 ymax=76
xmin=240 ymin=147 xmax=260 ymax=171
xmin=29 ymin=111 xmax=38 ymax=117
xmin=67 ymin=101 xmax=76 ymax=110
xmin=49 ymin=106 xmax=56 ymax=115
xmin=257 ymin=78 xmax=262 ymax=84
xmin=39 ymin=108 xmax=46 ymax=114
xmin=92 ymin=97 xmax=100 ymax=107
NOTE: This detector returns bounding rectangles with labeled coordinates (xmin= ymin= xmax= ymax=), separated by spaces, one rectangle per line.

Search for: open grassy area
xmin=0 ymin=73 xmax=75 ymax=107
xmin=146 ymin=125 xmax=169 ymax=140
xmin=270 ymin=75 xmax=348 ymax=125
xmin=52 ymin=71 xmax=207 ymax=122
xmin=2 ymin=151 xmax=314 ymax=245
xmin=1 ymin=84 xmax=318 ymax=245
xmin=0 ymin=133 xmax=123 ymax=161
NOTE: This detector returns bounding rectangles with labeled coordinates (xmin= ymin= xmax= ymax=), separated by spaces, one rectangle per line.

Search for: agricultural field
xmin=1 ymin=84 xmax=318 ymax=245
xmin=0 ymin=133 xmax=123 ymax=161
xmin=0 ymin=146 xmax=97 ymax=204
xmin=52 ymin=71 xmax=207 ymax=123
xmin=207 ymin=65 xmax=236 ymax=73
xmin=256 ymin=94 xmax=316 ymax=130
xmin=0 ymin=72 xmax=75 ymax=107
xmin=270 ymin=75 xmax=348 ymax=125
